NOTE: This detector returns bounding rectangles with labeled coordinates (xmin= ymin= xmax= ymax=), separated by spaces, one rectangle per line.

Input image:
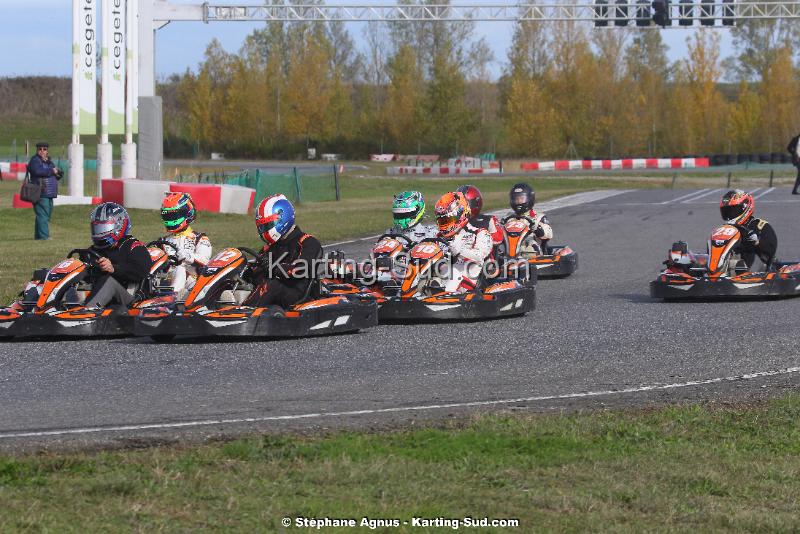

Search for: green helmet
xmin=392 ymin=191 xmax=426 ymax=230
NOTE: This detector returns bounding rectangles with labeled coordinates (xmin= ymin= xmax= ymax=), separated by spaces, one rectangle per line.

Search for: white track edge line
xmin=2 ymin=366 xmax=798 ymax=439
xmin=661 ymin=188 xmax=710 ymax=204
xmin=680 ymin=188 xmax=722 ymax=203
xmin=752 ymin=187 xmax=775 ymax=200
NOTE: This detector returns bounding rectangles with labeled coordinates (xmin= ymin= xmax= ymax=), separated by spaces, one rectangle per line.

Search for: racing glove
xmin=745 ymin=231 xmax=759 ymax=246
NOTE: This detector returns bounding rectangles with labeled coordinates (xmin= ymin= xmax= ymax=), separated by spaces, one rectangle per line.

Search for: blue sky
xmin=0 ymin=0 xmax=735 ymax=80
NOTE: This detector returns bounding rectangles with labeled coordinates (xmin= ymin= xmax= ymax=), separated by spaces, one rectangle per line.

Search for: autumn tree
xmin=675 ymin=29 xmax=728 ymax=153
xmin=624 ymin=30 xmax=669 ymax=155
xmin=283 ymin=30 xmax=333 ymax=147
xmin=384 ymin=45 xmax=425 ymax=153
xmin=727 ymin=81 xmax=762 ymax=153
xmin=757 ymin=47 xmax=800 ymax=152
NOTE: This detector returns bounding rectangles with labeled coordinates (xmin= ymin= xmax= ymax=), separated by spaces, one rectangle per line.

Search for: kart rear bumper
xmin=511 ymin=246 xmax=578 ymax=279
xmin=378 ymin=285 xmax=535 ymax=321
xmin=134 ymin=299 xmax=378 ymax=339
xmin=650 ymin=273 xmax=800 ymax=300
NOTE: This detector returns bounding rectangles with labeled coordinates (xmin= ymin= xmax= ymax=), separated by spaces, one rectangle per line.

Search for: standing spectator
xmin=28 ymin=142 xmax=62 ymax=240
xmin=788 ymin=133 xmax=800 ymax=195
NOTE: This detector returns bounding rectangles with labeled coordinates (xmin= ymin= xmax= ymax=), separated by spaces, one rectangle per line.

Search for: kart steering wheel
xmin=146 ymin=239 xmax=181 ymax=265
xmin=238 ymin=247 xmax=261 ymax=262
xmin=68 ymin=248 xmax=102 ymax=265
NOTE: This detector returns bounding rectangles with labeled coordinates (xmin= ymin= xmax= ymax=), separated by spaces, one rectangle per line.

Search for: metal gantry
xmin=196 ymin=2 xmax=800 ymax=23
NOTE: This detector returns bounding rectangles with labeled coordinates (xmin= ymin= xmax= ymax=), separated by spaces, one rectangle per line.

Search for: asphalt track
xmin=2 ymin=186 xmax=800 ymax=451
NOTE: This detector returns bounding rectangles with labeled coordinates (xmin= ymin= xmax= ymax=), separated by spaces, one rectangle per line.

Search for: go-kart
xmin=134 ymin=246 xmax=378 ymax=340
xmin=0 ymin=243 xmax=175 ymax=338
xmin=650 ymin=224 xmax=800 ymax=301
xmin=328 ymin=237 xmax=536 ymax=321
xmin=501 ymin=215 xmax=577 ymax=278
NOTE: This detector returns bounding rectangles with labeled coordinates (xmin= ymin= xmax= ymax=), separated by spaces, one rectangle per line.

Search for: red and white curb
xmin=387 ymin=166 xmax=501 ymax=175
xmin=521 ymin=157 xmax=710 ymax=171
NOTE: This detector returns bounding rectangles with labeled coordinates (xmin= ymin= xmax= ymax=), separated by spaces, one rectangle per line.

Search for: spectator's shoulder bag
xmin=19 ymin=171 xmax=42 ymax=204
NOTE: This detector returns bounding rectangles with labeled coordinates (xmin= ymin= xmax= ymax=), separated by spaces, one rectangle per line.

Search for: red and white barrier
xmin=520 ymin=157 xmax=710 ymax=171
xmin=0 ymin=161 xmax=28 ymax=181
xmin=370 ymin=154 xmax=397 ymax=162
xmin=387 ymin=166 xmax=501 ymax=175
xmin=101 ymin=179 xmax=256 ymax=214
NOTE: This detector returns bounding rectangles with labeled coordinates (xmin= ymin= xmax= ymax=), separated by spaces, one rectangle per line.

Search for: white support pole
xmin=69 ymin=0 xmax=85 ymax=197
xmin=121 ymin=0 xmax=138 ymax=179
xmin=98 ymin=0 xmax=113 ymax=189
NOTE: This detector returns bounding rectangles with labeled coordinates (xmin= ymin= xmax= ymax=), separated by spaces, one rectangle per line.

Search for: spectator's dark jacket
xmin=28 ymin=154 xmax=59 ymax=198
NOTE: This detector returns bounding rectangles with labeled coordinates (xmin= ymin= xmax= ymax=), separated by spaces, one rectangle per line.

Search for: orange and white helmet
xmin=720 ymin=189 xmax=754 ymax=225
xmin=435 ymin=191 xmax=470 ymax=238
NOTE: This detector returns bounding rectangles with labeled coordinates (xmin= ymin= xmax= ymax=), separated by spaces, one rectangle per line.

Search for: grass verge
xmin=0 ymin=175 xmax=659 ymax=304
xmin=1 ymin=396 xmax=800 ymax=530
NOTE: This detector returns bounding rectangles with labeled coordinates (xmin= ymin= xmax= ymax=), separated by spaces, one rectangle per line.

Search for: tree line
xmin=169 ymin=10 xmax=800 ymax=160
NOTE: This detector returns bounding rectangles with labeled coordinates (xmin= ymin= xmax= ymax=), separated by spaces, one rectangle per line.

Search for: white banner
xmin=103 ymin=0 xmax=125 ymax=135
xmin=73 ymin=0 xmax=97 ymax=135
xmin=126 ymin=0 xmax=138 ymax=135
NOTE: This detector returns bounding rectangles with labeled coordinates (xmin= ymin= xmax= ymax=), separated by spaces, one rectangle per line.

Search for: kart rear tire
xmin=151 ymin=334 xmax=175 ymax=343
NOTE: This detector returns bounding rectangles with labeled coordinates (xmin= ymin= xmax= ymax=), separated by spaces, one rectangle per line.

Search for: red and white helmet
xmin=720 ymin=189 xmax=754 ymax=225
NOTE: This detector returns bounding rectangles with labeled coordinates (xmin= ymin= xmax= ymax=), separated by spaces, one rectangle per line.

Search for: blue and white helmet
xmin=255 ymin=194 xmax=296 ymax=244
xmin=90 ymin=202 xmax=131 ymax=249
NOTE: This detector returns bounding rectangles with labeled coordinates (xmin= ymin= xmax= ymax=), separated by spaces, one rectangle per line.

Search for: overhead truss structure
xmin=190 ymin=2 xmax=800 ymax=23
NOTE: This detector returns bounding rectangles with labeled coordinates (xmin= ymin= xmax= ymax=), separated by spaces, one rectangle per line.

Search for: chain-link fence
xmin=174 ymin=166 xmax=341 ymax=204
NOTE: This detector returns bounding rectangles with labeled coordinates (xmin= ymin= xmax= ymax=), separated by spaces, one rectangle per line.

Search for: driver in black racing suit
xmin=244 ymin=194 xmax=323 ymax=309
xmin=720 ymin=189 xmax=777 ymax=270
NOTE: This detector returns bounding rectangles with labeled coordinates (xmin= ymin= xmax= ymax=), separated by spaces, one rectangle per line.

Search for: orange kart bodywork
xmin=502 ymin=216 xmax=578 ymax=278
xmin=325 ymin=239 xmax=536 ymax=322
xmin=0 ymin=246 xmax=176 ymax=338
xmin=133 ymin=247 xmax=378 ymax=339
xmin=651 ymin=224 xmax=800 ymax=300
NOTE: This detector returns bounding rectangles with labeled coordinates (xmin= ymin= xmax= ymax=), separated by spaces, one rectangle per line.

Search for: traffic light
xmin=652 ymin=0 xmax=671 ymax=27
xmin=594 ymin=0 xmax=609 ymax=27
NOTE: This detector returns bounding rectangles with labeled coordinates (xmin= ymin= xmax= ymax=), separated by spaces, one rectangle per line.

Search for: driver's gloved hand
xmin=745 ymin=231 xmax=759 ymax=245
xmin=375 ymin=256 xmax=393 ymax=271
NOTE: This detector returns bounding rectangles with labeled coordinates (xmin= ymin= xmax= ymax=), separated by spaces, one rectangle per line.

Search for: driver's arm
xmin=756 ymin=222 xmax=778 ymax=267
xmin=113 ymin=240 xmax=153 ymax=282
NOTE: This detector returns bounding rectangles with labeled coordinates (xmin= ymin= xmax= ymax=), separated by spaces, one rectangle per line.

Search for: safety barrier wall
xmin=387 ymin=166 xmax=502 ymax=175
xmin=0 ymin=161 xmax=28 ymax=181
xmin=520 ymin=158 xmax=710 ymax=171
xmin=100 ymin=179 xmax=256 ymax=214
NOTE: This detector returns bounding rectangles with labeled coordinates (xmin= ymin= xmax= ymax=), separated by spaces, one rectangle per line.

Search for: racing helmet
xmin=255 ymin=194 xmax=296 ymax=244
xmin=90 ymin=202 xmax=131 ymax=249
xmin=392 ymin=191 xmax=426 ymax=230
xmin=510 ymin=183 xmax=535 ymax=216
xmin=161 ymin=192 xmax=196 ymax=234
xmin=456 ymin=185 xmax=483 ymax=219
xmin=720 ymin=189 xmax=754 ymax=225
xmin=435 ymin=191 xmax=470 ymax=238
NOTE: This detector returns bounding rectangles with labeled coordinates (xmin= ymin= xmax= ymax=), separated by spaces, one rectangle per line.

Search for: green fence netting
xmin=175 ymin=167 xmax=339 ymax=204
